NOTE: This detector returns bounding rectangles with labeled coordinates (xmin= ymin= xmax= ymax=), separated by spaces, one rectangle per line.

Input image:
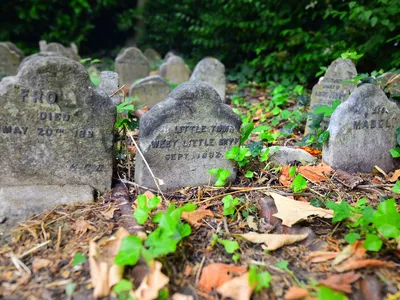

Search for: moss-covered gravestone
xmin=323 ymin=84 xmax=400 ymax=173
xmin=135 ymin=82 xmax=241 ymax=191
xmin=0 ymin=56 xmax=116 ymax=227
xmin=129 ymin=75 xmax=171 ymax=108
xmin=115 ymin=47 xmax=150 ymax=88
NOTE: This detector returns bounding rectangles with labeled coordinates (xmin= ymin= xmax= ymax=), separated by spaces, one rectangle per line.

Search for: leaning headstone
xmin=135 ymin=82 xmax=241 ymax=191
xmin=98 ymin=71 xmax=122 ymax=106
xmin=115 ymin=47 xmax=150 ymax=88
xmin=159 ymin=56 xmax=190 ymax=84
xmin=305 ymin=58 xmax=357 ymax=133
xmin=0 ymin=43 xmax=21 ymax=78
xmin=129 ymin=75 xmax=170 ymax=108
xmin=190 ymin=57 xmax=226 ymax=101
xmin=144 ymin=48 xmax=162 ymax=66
xmin=323 ymin=83 xmax=400 ymax=173
xmin=0 ymin=56 xmax=116 ymax=226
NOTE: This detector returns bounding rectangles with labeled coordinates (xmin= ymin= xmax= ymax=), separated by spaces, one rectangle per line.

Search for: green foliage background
xmin=1 ymin=0 xmax=399 ymax=84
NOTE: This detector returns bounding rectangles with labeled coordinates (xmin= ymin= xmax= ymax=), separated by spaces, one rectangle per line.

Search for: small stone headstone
xmin=323 ymin=83 xmax=400 ymax=173
xmin=98 ymin=71 xmax=122 ymax=106
xmin=0 ymin=42 xmax=22 ymax=77
xmin=40 ymin=42 xmax=80 ymax=61
xmin=129 ymin=75 xmax=171 ymax=108
xmin=159 ymin=56 xmax=190 ymax=84
xmin=115 ymin=47 xmax=150 ymax=88
xmin=305 ymin=58 xmax=357 ymax=133
xmin=39 ymin=40 xmax=47 ymax=52
xmin=135 ymin=82 xmax=241 ymax=191
xmin=164 ymin=51 xmax=177 ymax=60
xmin=3 ymin=42 xmax=24 ymax=59
xmin=190 ymin=57 xmax=226 ymax=101
xmin=0 ymin=56 xmax=116 ymax=224
xmin=144 ymin=48 xmax=161 ymax=66
xmin=70 ymin=42 xmax=79 ymax=55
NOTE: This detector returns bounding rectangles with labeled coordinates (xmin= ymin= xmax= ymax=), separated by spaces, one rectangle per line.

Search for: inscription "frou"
xmin=21 ymin=89 xmax=57 ymax=104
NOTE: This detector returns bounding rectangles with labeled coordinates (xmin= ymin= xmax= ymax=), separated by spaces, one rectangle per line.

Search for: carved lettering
xmin=1 ymin=125 xmax=28 ymax=134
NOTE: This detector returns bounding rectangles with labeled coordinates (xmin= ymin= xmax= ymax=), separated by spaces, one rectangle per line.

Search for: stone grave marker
xmin=115 ymin=47 xmax=150 ymax=88
xmin=144 ymin=48 xmax=161 ymax=66
xmin=323 ymin=83 xmax=400 ymax=173
xmin=0 ymin=56 xmax=116 ymax=226
xmin=135 ymin=82 xmax=241 ymax=191
xmin=190 ymin=57 xmax=226 ymax=101
xmin=305 ymin=58 xmax=357 ymax=133
xmin=129 ymin=75 xmax=171 ymax=108
xmin=159 ymin=56 xmax=190 ymax=84
xmin=3 ymin=42 xmax=24 ymax=60
xmin=164 ymin=51 xmax=177 ymax=60
xmin=40 ymin=42 xmax=80 ymax=61
xmin=0 ymin=42 xmax=22 ymax=77
xmin=98 ymin=71 xmax=122 ymax=106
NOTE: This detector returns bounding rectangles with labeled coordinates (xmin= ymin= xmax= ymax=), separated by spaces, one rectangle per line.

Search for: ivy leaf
xmin=218 ymin=239 xmax=239 ymax=253
xmin=363 ymin=234 xmax=383 ymax=252
xmin=291 ymin=174 xmax=307 ymax=193
xmin=148 ymin=196 xmax=161 ymax=209
xmin=392 ymin=181 xmax=400 ymax=194
xmin=248 ymin=266 xmax=272 ymax=292
xmin=245 ymin=171 xmax=254 ymax=178
xmin=72 ymin=252 xmax=87 ymax=266
xmin=390 ymin=147 xmax=400 ymax=158
xmin=222 ymin=195 xmax=239 ymax=215
xmin=344 ymin=232 xmax=360 ymax=245
xmin=240 ymin=122 xmax=254 ymax=144
xmin=318 ymin=286 xmax=346 ymax=300
xmin=114 ymin=235 xmax=143 ymax=266
xmin=289 ymin=165 xmax=296 ymax=178
xmin=326 ymin=201 xmax=351 ymax=223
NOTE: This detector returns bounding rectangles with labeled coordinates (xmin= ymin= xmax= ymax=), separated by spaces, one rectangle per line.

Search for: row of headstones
xmin=115 ymin=46 xmax=226 ymax=107
xmin=307 ymin=57 xmax=400 ymax=173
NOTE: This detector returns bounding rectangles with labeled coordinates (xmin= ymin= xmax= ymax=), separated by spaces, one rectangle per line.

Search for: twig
xmin=18 ymin=240 xmax=51 ymax=259
xmin=56 ymin=226 xmax=62 ymax=250
xmin=223 ymin=217 xmax=230 ymax=234
xmin=8 ymin=252 xmax=31 ymax=275
xmin=195 ymin=255 xmax=206 ymax=285
xmin=357 ymin=184 xmax=394 ymax=188
xmin=111 ymin=85 xmax=125 ymax=97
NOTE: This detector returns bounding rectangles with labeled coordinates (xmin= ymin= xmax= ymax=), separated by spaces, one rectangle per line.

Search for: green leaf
xmin=378 ymin=224 xmax=400 ymax=239
xmin=241 ymin=122 xmax=254 ymax=144
xmin=275 ymin=260 xmax=289 ymax=271
xmin=392 ymin=181 xmax=400 ymax=193
xmin=148 ymin=196 xmax=161 ymax=209
xmin=318 ymin=130 xmax=329 ymax=144
xmin=245 ymin=171 xmax=254 ymax=178
xmin=344 ymin=232 xmax=360 ymax=244
xmin=72 ymin=252 xmax=87 ymax=266
xmin=259 ymin=148 xmax=270 ymax=162
xmin=114 ymin=235 xmax=142 ymax=266
xmin=208 ymin=168 xmax=218 ymax=175
xmin=314 ymin=105 xmax=334 ymax=117
xmin=364 ymin=234 xmax=383 ymax=252
xmin=232 ymin=253 xmax=241 ymax=263
xmin=113 ymin=279 xmax=133 ymax=295
xmin=318 ymin=286 xmax=346 ymax=300
xmin=390 ymin=147 xmax=400 ymax=158
xmin=133 ymin=206 xmax=150 ymax=225
xmin=371 ymin=16 xmax=378 ymax=27
xmin=218 ymin=239 xmax=239 ymax=254
xmin=222 ymin=195 xmax=239 ymax=215
xmin=289 ymin=165 xmax=296 ymax=178
xmin=65 ymin=283 xmax=76 ymax=298
xmin=291 ymin=174 xmax=307 ymax=193
xmin=310 ymin=199 xmax=323 ymax=207
xmin=248 ymin=266 xmax=272 ymax=292
xmin=326 ymin=201 xmax=351 ymax=223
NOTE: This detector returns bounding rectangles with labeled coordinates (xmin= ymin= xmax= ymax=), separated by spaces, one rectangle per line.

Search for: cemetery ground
xmin=1 ymin=81 xmax=400 ymax=300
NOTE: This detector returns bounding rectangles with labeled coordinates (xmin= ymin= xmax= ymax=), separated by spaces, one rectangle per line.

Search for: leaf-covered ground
xmin=1 ymin=83 xmax=399 ymax=300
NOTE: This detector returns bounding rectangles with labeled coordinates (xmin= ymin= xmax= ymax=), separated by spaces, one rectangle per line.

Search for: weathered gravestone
xmin=159 ymin=56 xmax=191 ymax=84
xmin=115 ymin=47 xmax=150 ymax=88
xmin=129 ymin=75 xmax=171 ymax=108
xmin=98 ymin=71 xmax=122 ymax=106
xmin=135 ymin=82 xmax=241 ymax=191
xmin=0 ymin=42 xmax=22 ymax=78
xmin=3 ymin=42 xmax=24 ymax=60
xmin=323 ymin=83 xmax=400 ymax=173
xmin=190 ymin=57 xmax=226 ymax=101
xmin=0 ymin=56 xmax=116 ymax=226
xmin=164 ymin=51 xmax=177 ymax=60
xmin=305 ymin=58 xmax=357 ymax=133
xmin=144 ymin=48 xmax=161 ymax=66
xmin=40 ymin=42 xmax=80 ymax=61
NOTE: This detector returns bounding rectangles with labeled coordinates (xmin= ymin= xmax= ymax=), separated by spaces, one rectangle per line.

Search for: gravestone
xmin=159 ymin=56 xmax=190 ymax=84
xmin=129 ymin=75 xmax=171 ymax=108
xmin=0 ymin=43 xmax=22 ymax=77
xmin=164 ymin=51 xmax=177 ymax=60
xmin=115 ymin=47 xmax=150 ymax=88
xmin=135 ymin=82 xmax=241 ymax=191
xmin=98 ymin=71 xmax=122 ymax=106
xmin=40 ymin=42 xmax=80 ymax=61
xmin=144 ymin=48 xmax=161 ymax=66
xmin=0 ymin=56 xmax=116 ymax=226
xmin=3 ymin=42 xmax=24 ymax=60
xmin=323 ymin=83 xmax=400 ymax=173
xmin=190 ymin=57 xmax=226 ymax=101
xmin=305 ymin=58 xmax=357 ymax=133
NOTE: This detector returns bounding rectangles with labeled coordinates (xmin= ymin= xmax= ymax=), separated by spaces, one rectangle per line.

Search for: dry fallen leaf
xmin=181 ymin=207 xmax=213 ymax=228
xmin=235 ymin=232 xmax=308 ymax=251
xmin=284 ymin=286 xmax=310 ymax=300
xmin=306 ymin=251 xmax=339 ymax=263
xmin=134 ymin=260 xmax=169 ymax=300
xmin=333 ymin=259 xmax=396 ymax=273
xmin=279 ymin=166 xmax=292 ymax=187
xmin=298 ymin=163 xmax=333 ymax=183
xmin=217 ymin=272 xmax=253 ymax=300
xmin=297 ymin=147 xmax=322 ymax=157
xmin=32 ymin=258 xmax=52 ymax=272
xmin=389 ymin=169 xmax=400 ymax=182
xmin=89 ymin=228 xmax=129 ymax=298
xmin=270 ymin=193 xmax=333 ymax=227
xmin=101 ymin=205 xmax=119 ymax=220
xmin=198 ymin=263 xmax=247 ymax=291
xmin=319 ymin=271 xmax=361 ymax=293
xmin=246 ymin=216 xmax=258 ymax=230
xmin=73 ymin=217 xmax=97 ymax=237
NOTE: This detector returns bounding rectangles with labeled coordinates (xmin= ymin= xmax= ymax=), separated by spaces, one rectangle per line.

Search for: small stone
xmin=115 ymin=47 xmax=150 ymax=88
xmin=190 ymin=57 xmax=226 ymax=101
xmin=0 ymin=42 xmax=22 ymax=77
xmin=323 ymin=83 xmax=400 ymax=173
xmin=135 ymin=82 xmax=241 ymax=191
xmin=129 ymin=75 xmax=171 ymax=108
xmin=159 ymin=56 xmax=190 ymax=84
xmin=305 ymin=58 xmax=357 ymax=133
xmin=267 ymin=146 xmax=317 ymax=166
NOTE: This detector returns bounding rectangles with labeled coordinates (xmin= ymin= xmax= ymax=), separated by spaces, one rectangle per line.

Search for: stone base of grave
xmin=0 ymin=185 xmax=94 ymax=240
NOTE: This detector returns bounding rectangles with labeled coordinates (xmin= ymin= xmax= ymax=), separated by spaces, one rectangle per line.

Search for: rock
xmin=40 ymin=42 xmax=80 ymax=61
xmin=190 ymin=57 xmax=226 ymax=101
xmin=0 ymin=185 xmax=94 ymax=235
xmin=144 ymin=48 xmax=161 ymax=66
xmin=115 ymin=47 xmax=150 ymax=88
xmin=98 ymin=71 xmax=122 ymax=106
xmin=0 ymin=56 xmax=116 ymax=191
xmin=0 ymin=42 xmax=22 ymax=77
xmin=135 ymin=82 xmax=241 ymax=191
xmin=267 ymin=146 xmax=317 ymax=166
xmin=323 ymin=83 xmax=400 ymax=173
xmin=129 ymin=75 xmax=171 ymax=108
xmin=305 ymin=58 xmax=357 ymax=133
xmin=159 ymin=56 xmax=190 ymax=84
